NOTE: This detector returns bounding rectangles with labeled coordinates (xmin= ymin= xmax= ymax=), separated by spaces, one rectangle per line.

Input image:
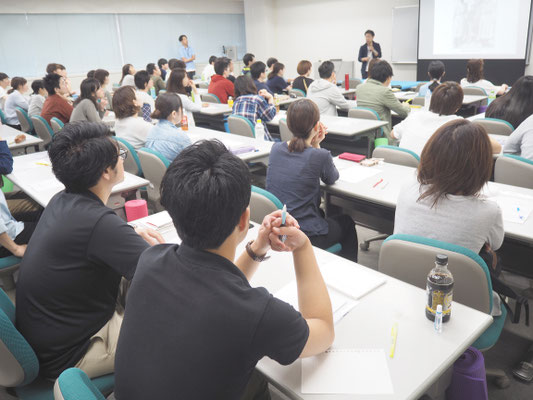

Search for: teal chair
xmin=137 ymin=147 xmax=170 ymax=212
xmin=494 ymin=154 xmax=533 ymax=189
xmin=54 ymin=368 xmax=105 ymax=400
xmin=462 ymin=86 xmax=489 ymax=107
xmin=200 ymin=93 xmax=221 ymax=103
xmin=15 ymin=107 xmax=35 ymax=134
xmin=50 ymin=118 xmax=64 ymax=135
xmin=473 ymin=118 xmax=514 ymax=136
xmin=250 ymin=186 xmax=342 ymax=254
xmin=288 ymin=88 xmax=305 ymax=98
xmin=348 ymin=106 xmax=384 ymax=138
xmin=279 ymin=119 xmax=293 ymax=142
xmin=112 ymin=137 xmax=143 ymax=177
xmin=0 ymin=108 xmax=7 ymax=124
xmin=0 ymin=255 xmax=21 ymax=291
xmin=31 ymin=116 xmax=55 ymax=147
xmin=379 ymin=234 xmax=509 ymax=388
xmin=228 ymin=115 xmax=255 ymax=138
xmin=372 ymin=145 xmax=420 ymax=168
xmin=0 ymin=288 xmax=115 ymax=399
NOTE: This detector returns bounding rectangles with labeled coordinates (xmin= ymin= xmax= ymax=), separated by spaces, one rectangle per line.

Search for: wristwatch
xmin=246 ymin=240 xmax=270 ymax=262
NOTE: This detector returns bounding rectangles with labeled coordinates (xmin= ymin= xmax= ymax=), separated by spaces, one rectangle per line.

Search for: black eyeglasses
xmin=119 ymin=149 xmax=128 ymax=160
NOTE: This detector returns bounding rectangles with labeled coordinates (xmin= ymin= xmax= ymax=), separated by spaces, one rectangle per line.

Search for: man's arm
xmin=383 ymin=89 xmax=410 ymax=119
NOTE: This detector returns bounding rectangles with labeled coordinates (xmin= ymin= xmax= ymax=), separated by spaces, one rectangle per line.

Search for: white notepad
xmin=301 ymin=348 xmax=394 ymax=394
xmin=339 ymin=165 xmax=381 ymax=184
xmin=490 ymin=191 xmax=533 ymax=224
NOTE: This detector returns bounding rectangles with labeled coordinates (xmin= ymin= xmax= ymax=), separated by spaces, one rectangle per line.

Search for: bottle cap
xmin=436 ymin=254 xmax=448 ymax=265
xmin=436 ymin=304 xmax=443 ymax=313
xmin=257 ymin=119 xmax=262 ymax=124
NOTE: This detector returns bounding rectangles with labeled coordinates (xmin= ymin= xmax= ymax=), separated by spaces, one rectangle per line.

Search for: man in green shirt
xmin=147 ymin=63 xmax=166 ymax=96
xmin=356 ymin=59 xmax=410 ymax=143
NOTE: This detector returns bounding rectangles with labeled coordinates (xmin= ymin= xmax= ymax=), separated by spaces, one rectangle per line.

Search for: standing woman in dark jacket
xmin=358 ymin=29 xmax=382 ymax=79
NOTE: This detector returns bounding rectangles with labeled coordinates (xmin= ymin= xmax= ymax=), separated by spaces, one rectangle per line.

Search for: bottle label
xmin=426 ymin=286 xmax=453 ymax=315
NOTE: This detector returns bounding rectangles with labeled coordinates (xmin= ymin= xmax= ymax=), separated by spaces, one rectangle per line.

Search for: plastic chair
xmin=348 ymin=107 xmax=383 ymax=137
xmin=198 ymin=82 xmax=209 ymax=89
xmin=112 ymin=137 xmax=143 ymax=177
xmin=473 ymin=118 xmax=514 ymax=136
xmin=288 ymin=88 xmax=305 ymax=98
xmin=200 ymin=93 xmax=221 ymax=103
xmin=414 ymin=82 xmax=428 ymax=93
xmin=50 ymin=117 xmax=64 ymax=134
xmin=379 ymin=234 xmax=510 ymax=388
xmin=0 ymin=288 xmax=115 ymax=399
xmin=137 ymin=148 xmax=170 ymax=212
xmin=250 ymin=186 xmax=283 ymax=224
xmin=494 ymin=155 xmax=533 ymax=190
xmin=54 ymin=368 xmax=106 ymax=400
xmin=279 ymin=119 xmax=293 ymax=142
xmin=463 ymin=86 xmax=489 ymax=106
xmin=0 ymin=109 xmax=7 ymax=124
xmin=228 ymin=115 xmax=255 ymax=138
xmin=31 ymin=116 xmax=54 ymax=147
xmin=0 ymin=256 xmax=21 ymax=291
xmin=411 ymin=96 xmax=425 ymax=107
xmin=348 ymin=78 xmax=362 ymax=89
xmin=372 ymin=145 xmax=420 ymax=168
xmin=15 ymin=107 xmax=34 ymax=134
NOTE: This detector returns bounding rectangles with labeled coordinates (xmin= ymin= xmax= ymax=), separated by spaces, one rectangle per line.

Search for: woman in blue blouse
xmin=266 ymin=62 xmax=292 ymax=94
xmin=145 ymin=93 xmax=191 ymax=162
xmin=266 ymin=99 xmax=358 ymax=261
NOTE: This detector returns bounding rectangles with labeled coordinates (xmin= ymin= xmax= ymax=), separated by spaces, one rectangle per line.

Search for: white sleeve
xmin=183 ymin=94 xmax=202 ymax=112
xmin=487 ymin=203 xmax=505 ymax=251
xmin=392 ymin=119 xmax=407 ymax=140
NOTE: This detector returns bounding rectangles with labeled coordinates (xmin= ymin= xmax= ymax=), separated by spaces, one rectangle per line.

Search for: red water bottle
xmin=181 ymin=115 xmax=188 ymax=131
xmin=345 ymin=74 xmax=350 ymax=90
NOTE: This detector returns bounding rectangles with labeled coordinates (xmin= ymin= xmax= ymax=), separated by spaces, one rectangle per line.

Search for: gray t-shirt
xmin=70 ymin=98 xmax=101 ymax=123
xmin=28 ymin=94 xmax=46 ymax=117
xmin=394 ymin=178 xmax=504 ymax=253
xmin=503 ymin=113 xmax=533 ymax=161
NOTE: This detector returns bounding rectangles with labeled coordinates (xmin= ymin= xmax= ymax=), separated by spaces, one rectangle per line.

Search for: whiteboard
xmin=391 ymin=6 xmax=419 ymax=63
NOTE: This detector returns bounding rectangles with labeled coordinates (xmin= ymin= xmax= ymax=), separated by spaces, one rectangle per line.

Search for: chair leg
xmin=360 ymin=233 xmax=389 ymax=251
xmin=486 ymin=368 xmax=511 ymax=389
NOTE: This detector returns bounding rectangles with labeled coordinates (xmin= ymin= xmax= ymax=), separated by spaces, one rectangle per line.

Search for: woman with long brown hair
xmin=266 ymin=99 xmax=358 ymax=261
xmin=460 ymin=59 xmax=508 ymax=95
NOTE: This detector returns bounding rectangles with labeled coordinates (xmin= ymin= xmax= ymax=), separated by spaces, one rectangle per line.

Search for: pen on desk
xmin=373 ymin=178 xmax=384 ymax=188
xmin=280 ymin=204 xmax=287 ymax=243
xmin=35 ymin=162 xmax=50 ymax=167
xmin=390 ymin=323 xmax=398 ymax=358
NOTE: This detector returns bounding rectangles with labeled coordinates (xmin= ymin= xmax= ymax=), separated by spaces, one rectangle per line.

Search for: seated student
xmin=292 ymin=60 xmax=314 ymax=95
xmin=0 ymin=73 xmax=10 ymax=105
xmin=146 ymin=93 xmax=191 ymax=162
xmin=250 ymin=61 xmax=273 ymax=95
xmin=486 ymin=75 xmax=533 ymax=129
xmin=168 ymin=58 xmax=186 ymax=70
xmin=147 ymin=63 xmax=165 ymax=96
xmin=119 ymin=64 xmax=136 ymax=87
xmin=70 ymin=78 xmax=105 ymax=123
xmin=28 ymin=79 xmax=47 ymax=117
xmin=503 ymin=113 xmax=533 ymax=161
xmin=356 ymin=59 xmax=410 ymax=143
xmin=460 ymin=59 xmax=508 ymax=96
xmin=92 ymin=69 xmax=112 ymax=111
xmin=201 ymin=55 xmax=217 ymax=82
xmin=114 ymin=139 xmax=334 ymax=400
xmin=232 ymin=75 xmax=276 ymax=141
xmin=208 ymin=57 xmax=235 ymax=104
xmin=46 ymin=63 xmax=74 ymax=95
xmin=266 ymin=99 xmax=358 ymax=261
xmin=4 ymin=77 xmax=29 ymax=129
xmin=134 ymin=70 xmax=155 ymax=121
xmin=41 ymin=73 xmax=73 ymax=124
xmin=241 ymin=53 xmax=255 ymax=76
xmin=418 ymin=60 xmax=445 ymax=97
xmin=306 ymin=61 xmax=350 ymax=116
xmin=16 ymin=122 xmax=163 ymax=380
xmin=267 ymin=62 xmax=291 ymax=94
xmin=112 ymin=86 xmax=152 ymax=149
xmin=266 ymin=57 xmax=278 ymax=71
xmin=394 ymin=119 xmax=503 ymax=313
xmin=0 ymin=140 xmax=38 ymax=258
xmin=166 ymin=68 xmax=206 ymax=128
xmin=158 ymin=58 xmax=169 ymax=81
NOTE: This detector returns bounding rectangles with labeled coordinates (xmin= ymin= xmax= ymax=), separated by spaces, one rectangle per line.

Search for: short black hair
xmin=250 ymin=61 xmax=266 ymax=80
xmin=49 ymin=122 xmax=119 ymax=193
xmin=0 ymin=73 xmax=8 ymax=81
xmin=428 ymin=61 xmax=445 ymax=80
xmin=31 ymin=79 xmax=44 ymax=94
xmin=318 ymin=61 xmax=335 ymax=79
xmin=214 ymin=58 xmax=230 ymax=75
xmin=93 ymin=69 xmax=109 ymax=86
xmin=369 ymin=59 xmax=393 ymax=83
xmin=179 ymin=34 xmax=187 ymax=42
xmin=209 ymin=55 xmax=217 ymax=64
xmin=266 ymin=57 xmax=278 ymax=68
xmin=365 ymin=29 xmax=375 ymax=37
xmin=234 ymin=75 xmax=257 ymax=98
xmin=243 ymin=53 xmax=255 ymax=66
xmin=160 ymin=140 xmax=251 ymax=250
xmin=134 ymin=70 xmax=150 ymax=90
xmin=146 ymin=63 xmax=157 ymax=75
xmin=42 ymin=73 xmax=62 ymax=95
xmin=158 ymin=58 xmax=168 ymax=68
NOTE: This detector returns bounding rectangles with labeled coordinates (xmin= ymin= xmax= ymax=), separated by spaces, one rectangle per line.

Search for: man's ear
xmin=238 ymin=207 xmax=251 ymax=232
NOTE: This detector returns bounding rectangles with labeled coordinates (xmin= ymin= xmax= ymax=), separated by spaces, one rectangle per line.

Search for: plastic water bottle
xmin=181 ymin=115 xmax=188 ymax=131
xmin=150 ymin=87 xmax=156 ymax=99
xmin=227 ymin=96 xmax=234 ymax=109
xmin=255 ymin=119 xmax=265 ymax=141
xmin=488 ymin=88 xmax=497 ymax=105
xmin=425 ymin=254 xmax=454 ymax=323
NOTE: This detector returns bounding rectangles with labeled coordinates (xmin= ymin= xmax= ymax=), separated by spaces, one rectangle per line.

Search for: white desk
xmin=187 ymin=126 xmax=273 ymax=163
xmin=7 ymin=152 xmax=149 ymax=209
xmin=467 ymin=112 xmax=486 ymax=121
xmin=0 ymin=124 xmax=43 ymax=154
xmin=133 ymin=211 xmax=492 ymax=400
xmin=321 ymin=159 xmax=533 ymax=245
xmin=394 ymin=92 xmax=488 ymax=106
xmin=196 ymin=103 xmax=232 ymax=116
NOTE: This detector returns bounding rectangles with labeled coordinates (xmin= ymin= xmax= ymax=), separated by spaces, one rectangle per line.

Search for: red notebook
xmin=339 ymin=152 xmax=366 ymax=162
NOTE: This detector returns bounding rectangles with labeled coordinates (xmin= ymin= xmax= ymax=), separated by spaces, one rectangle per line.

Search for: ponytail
xmin=7 ymin=77 xmax=27 ymax=95
xmin=288 ymin=137 xmax=306 ymax=152
xmin=150 ymin=109 xmax=162 ymax=119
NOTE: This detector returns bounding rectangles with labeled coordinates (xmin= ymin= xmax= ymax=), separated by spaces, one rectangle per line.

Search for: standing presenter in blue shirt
xmin=178 ymin=34 xmax=196 ymax=79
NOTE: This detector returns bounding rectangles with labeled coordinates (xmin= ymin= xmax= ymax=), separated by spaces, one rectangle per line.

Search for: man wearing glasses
xmin=16 ymin=122 xmax=164 ymax=381
xmin=40 ymin=73 xmax=74 ymax=124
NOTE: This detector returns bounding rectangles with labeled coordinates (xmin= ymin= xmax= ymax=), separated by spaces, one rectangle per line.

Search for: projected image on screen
xmin=419 ymin=0 xmax=532 ymax=59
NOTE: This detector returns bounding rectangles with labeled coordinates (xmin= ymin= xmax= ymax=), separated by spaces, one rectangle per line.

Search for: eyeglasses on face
xmin=119 ymin=149 xmax=128 ymax=160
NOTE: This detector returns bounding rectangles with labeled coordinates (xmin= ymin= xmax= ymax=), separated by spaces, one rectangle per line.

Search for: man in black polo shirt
xmin=114 ymin=140 xmax=335 ymax=399
xmin=16 ymin=122 xmax=164 ymax=380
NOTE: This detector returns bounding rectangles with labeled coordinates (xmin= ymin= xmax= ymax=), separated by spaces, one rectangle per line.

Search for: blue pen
xmin=280 ymin=204 xmax=287 ymax=243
